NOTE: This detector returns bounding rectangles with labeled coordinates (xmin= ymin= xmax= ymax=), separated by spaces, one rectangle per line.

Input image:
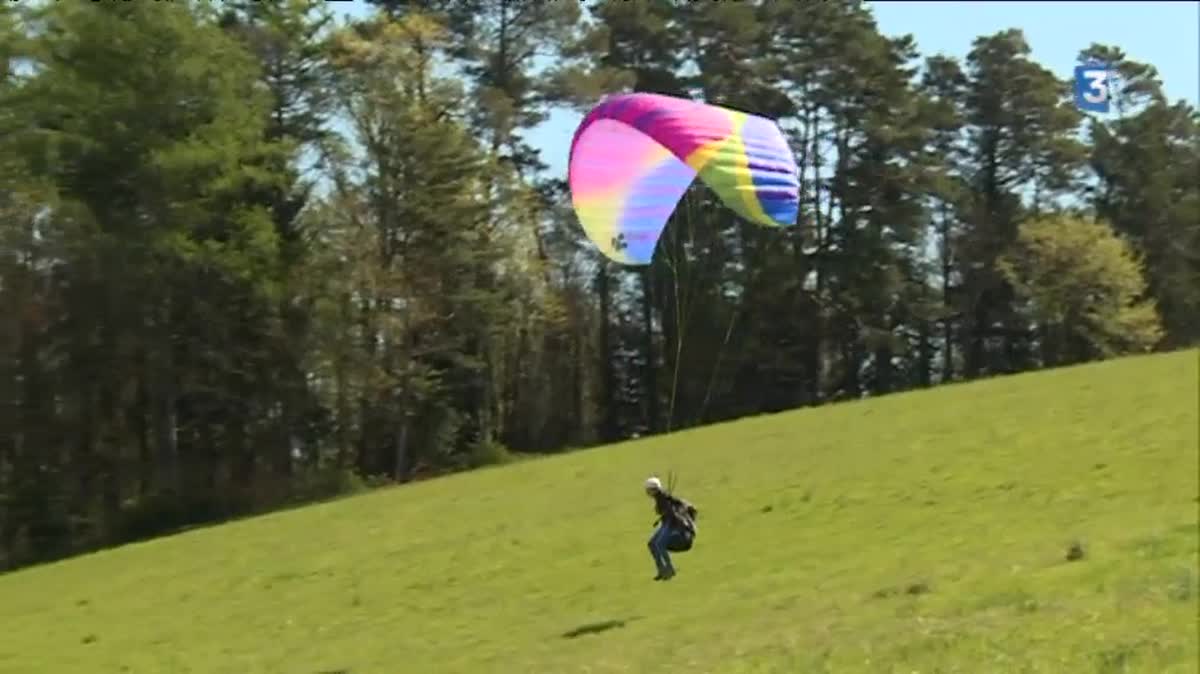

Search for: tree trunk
xmin=153 ymin=320 xmax=180 ymax=496
xmin=392 ymin=418 xmax=410 ymax=482
xmin=917 ymin=322 xmax=933 ymax=387
xmin=596 ymin=264 xmax=616 ymax=442
xmin=874 ymin=345 xmax=893 ymax=394
xmin=640 ymin=268 xmax=658 ymax=434
xmin=939 ymin=204 xmax=955 ymax=382
xmin=965 ymin=294 xmax=987 ymax=378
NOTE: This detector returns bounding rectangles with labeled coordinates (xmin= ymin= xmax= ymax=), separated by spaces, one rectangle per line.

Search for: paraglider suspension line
xmin=698 ymin=306 xmax=739 ymax=425
xmin=665 ymin=191 xmax=691 ymax=433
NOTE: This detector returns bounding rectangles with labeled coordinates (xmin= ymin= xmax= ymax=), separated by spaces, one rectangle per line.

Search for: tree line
xmin=1 ymin=0 xmax=1196 ymax=572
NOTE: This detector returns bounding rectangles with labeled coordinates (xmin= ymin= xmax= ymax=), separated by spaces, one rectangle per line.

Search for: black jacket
xmin=653 ymin=491 xmax=698 ymax=533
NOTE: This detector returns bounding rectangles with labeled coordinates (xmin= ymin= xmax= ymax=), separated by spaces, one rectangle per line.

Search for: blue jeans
xmin=648 ymin=522 xmax=676 ymax=575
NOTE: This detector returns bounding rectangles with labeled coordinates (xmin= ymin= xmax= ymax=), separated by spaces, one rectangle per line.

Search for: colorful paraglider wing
xmin=568 ymin=93 xmax=800 ymax=265
xmin=689 ymin=113 xmax=801 ymax=230
xmin=568 ymin=114 xmax=695 ymax=265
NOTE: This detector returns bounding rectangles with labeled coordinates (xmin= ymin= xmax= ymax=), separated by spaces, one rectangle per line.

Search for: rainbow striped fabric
xmin=568 ymin=92 xmax=801 ymax=265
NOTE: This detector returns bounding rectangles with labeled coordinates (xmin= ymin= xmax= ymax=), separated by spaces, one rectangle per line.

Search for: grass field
xmin=1 ymin=351 xmax=1197 ymax=674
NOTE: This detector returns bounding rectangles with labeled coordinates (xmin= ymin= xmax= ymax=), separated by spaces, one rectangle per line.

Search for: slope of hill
xmin=1 ymin=351 xmax=1197 ymax=674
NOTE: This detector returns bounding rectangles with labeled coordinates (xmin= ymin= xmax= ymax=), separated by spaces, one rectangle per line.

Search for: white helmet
xmin=644 ymin=476 xmax=663 ymax=493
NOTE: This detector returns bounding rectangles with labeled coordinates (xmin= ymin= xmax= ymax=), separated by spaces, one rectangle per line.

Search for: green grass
xmin=2 ymin=351 xmax=1197 ymax=674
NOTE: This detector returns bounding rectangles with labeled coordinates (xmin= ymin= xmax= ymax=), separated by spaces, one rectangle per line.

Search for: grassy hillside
xmin=1 ymin=351 xmax=1197 ymax=674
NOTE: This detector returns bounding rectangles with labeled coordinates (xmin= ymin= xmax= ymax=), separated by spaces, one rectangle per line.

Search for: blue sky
xmin=331 ymin=0 xmax=1199 ymax=177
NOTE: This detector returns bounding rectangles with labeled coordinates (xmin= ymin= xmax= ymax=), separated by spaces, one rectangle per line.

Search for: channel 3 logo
xmin=1074 ymin=61 xmax=1120 ymax=113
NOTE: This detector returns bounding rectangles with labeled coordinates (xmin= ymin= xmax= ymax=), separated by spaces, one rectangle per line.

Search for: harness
xmin=656 ymin=493 xmax=699 ymax=551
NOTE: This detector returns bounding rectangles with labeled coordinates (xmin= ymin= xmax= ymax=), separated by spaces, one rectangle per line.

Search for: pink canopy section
xmin=568 ymin=93 xmax=800 ymax=265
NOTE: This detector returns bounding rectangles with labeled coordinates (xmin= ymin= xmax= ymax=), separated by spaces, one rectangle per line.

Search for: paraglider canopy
xmin=568 ymin=92 xmax=801 ymax=265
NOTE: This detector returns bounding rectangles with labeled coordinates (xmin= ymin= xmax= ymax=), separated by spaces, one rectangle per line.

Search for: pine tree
xmin=957 ymin=29 xmax=1086 ymax=376
xmin=1081 ymin=45 xmax=1200 ymax=346
xmin=3 ymin=1 xmax=288 ymax=557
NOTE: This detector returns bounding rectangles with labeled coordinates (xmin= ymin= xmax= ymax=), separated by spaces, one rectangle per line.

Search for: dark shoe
xmin=660 ymin=568 xmax=676 ymax=581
